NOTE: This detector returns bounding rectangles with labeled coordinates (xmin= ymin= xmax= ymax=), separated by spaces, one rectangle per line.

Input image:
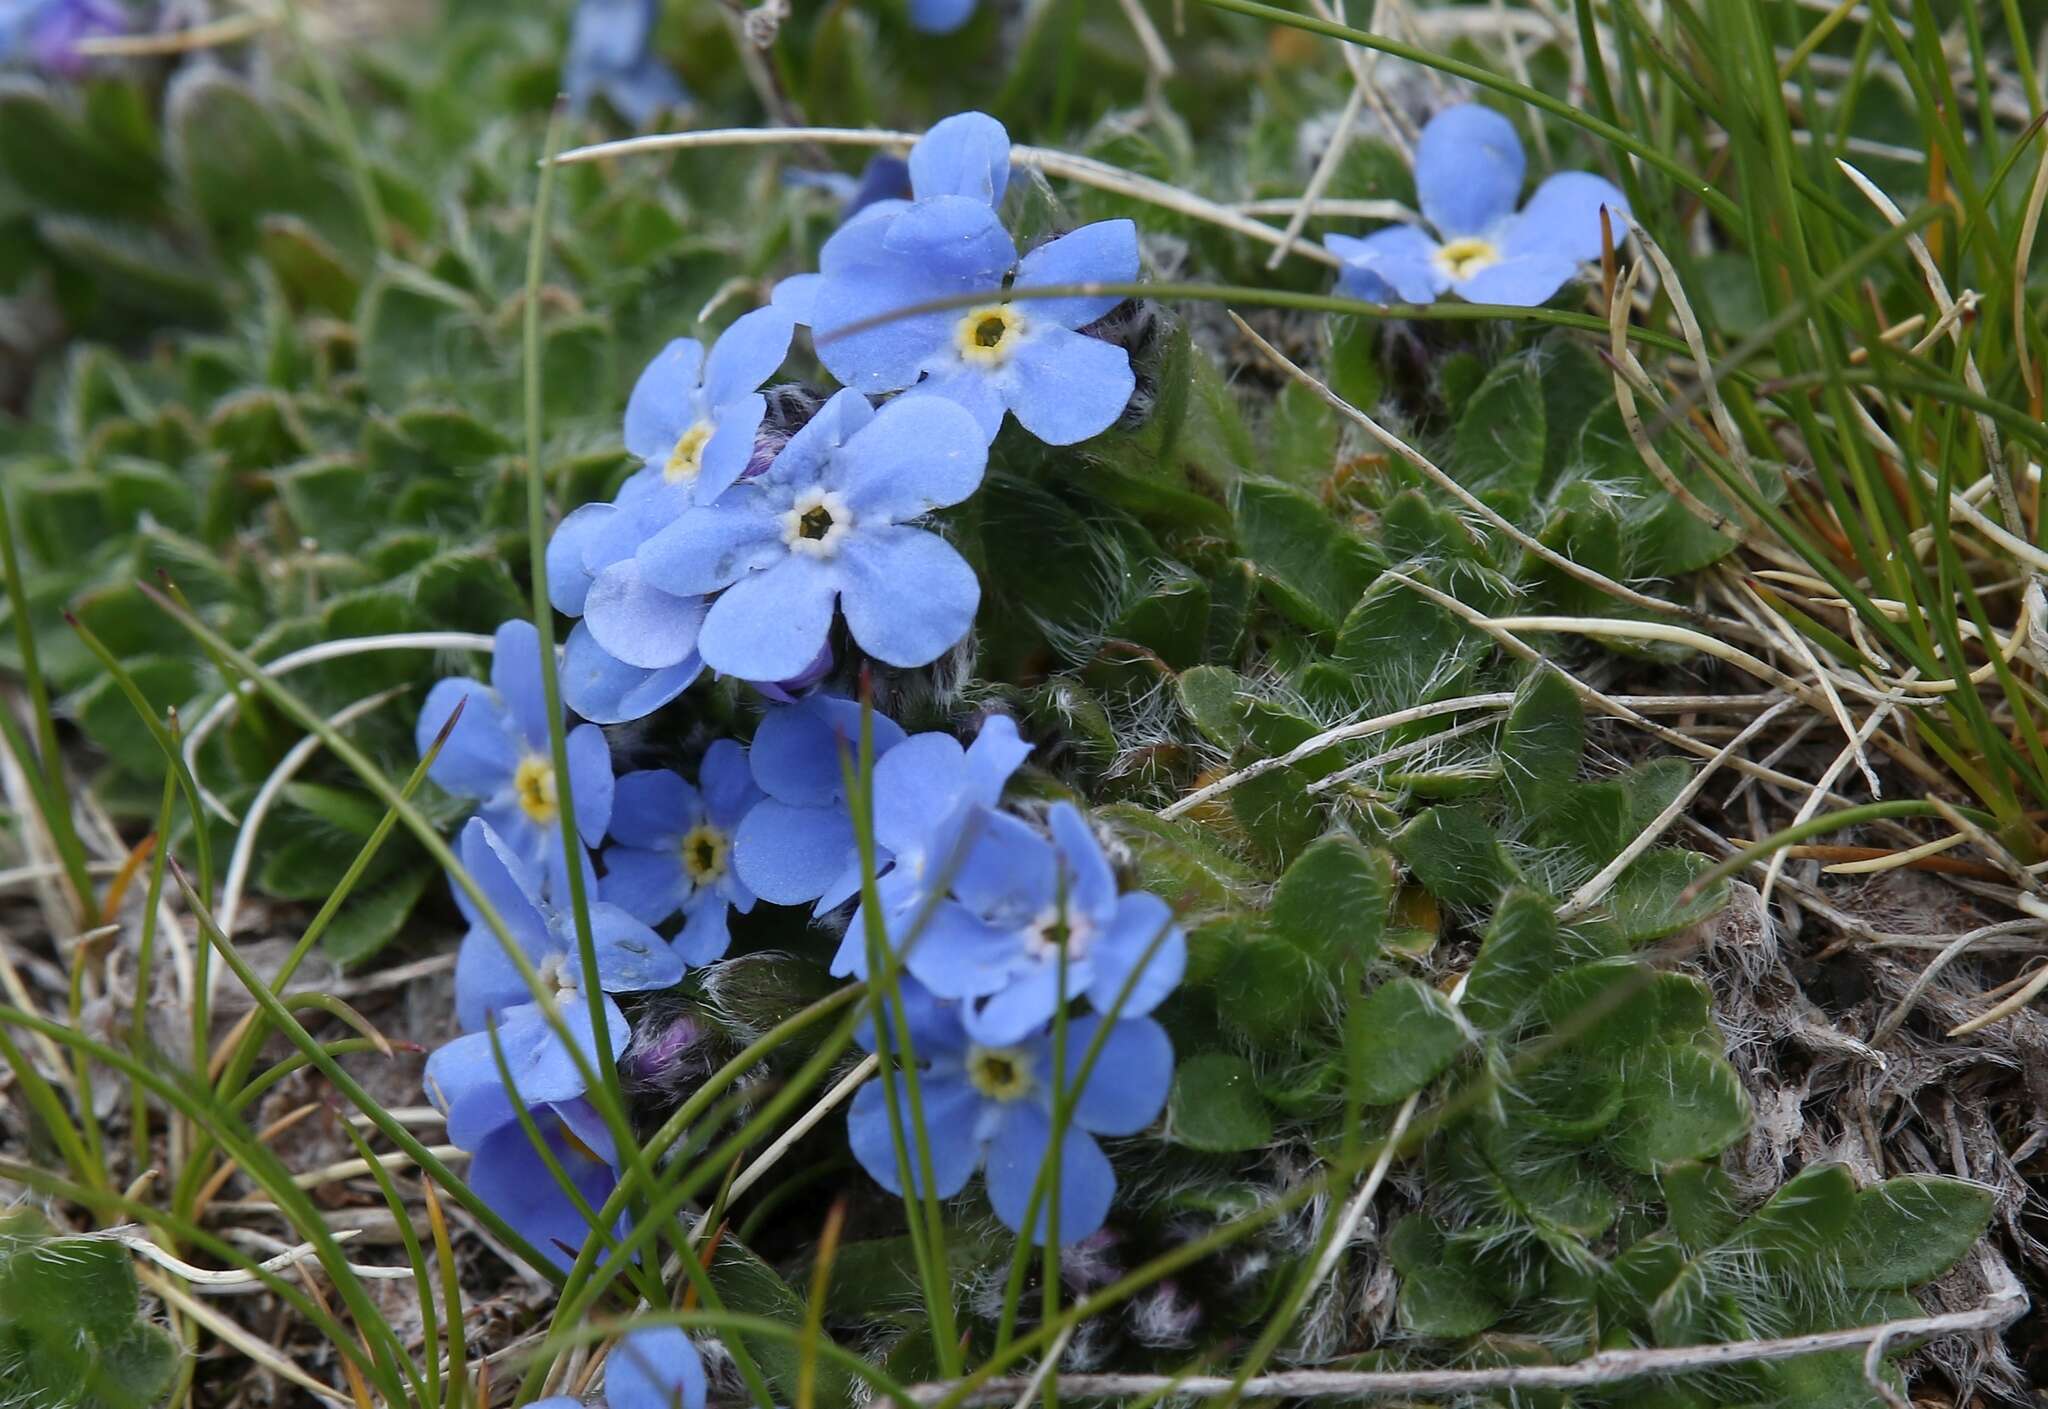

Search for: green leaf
xmin=1347 ymin=977 xmax=1465 ymax=1104
xmin=1599 ymin=849 xmax=1728 ymax=946
xmin=0 ymin=77 xmax=162 ymax=219
xmin=1168 ymin=1052 xmax=1275 ymax=1152
xmin=36 ymin=215 xmax=224 ymax=321
xmin=1233 ymin=476 xmax=1381 ymax=633
xmin=1211 ymin=933 xmax=1326 ymax=1049
xmin=1451 ymin=355 xmax=1545 ymax=498
xmin=1462 ymin=888 xmax=1561 ymax=1030
xmin=1176 ymin=664 xmax=1246 ymax=749
xmin=1388 ymin=1216 xmax=1501 ymax=1337
xmin=1835 ymin=1175 xmax=1994 ymax=1289
xmin=1608 ymin=1043 xmax=1750 ymax=1172
xmin=69 ymin=655 xmax=201 ymax=779
xmin=1391 ymin=803 xmax=1519 ymax=909
xmin=1501 ymin=669 xmax=1583 ymax=811
xmin=0 ymin=1235 xmax=139 ymax=1344
xmin=258 ymin=214 xmax=360 ymax=317
xmin=1268 ymin=832 xmax=1390 ymax=972
xmin=712 ymin=1238 xmax=856 ymax=1408
xmin=1097 ymin=803 xmax=1261 ymax=913
xmin=323 ymin=866 xmax=434 ymax=968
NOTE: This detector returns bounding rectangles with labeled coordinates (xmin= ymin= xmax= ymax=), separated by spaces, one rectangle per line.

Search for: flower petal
xmin=694 ymin=393 xmax=767 ymax=503
xmin=983 ymin=1104 xmax=1115 ymax=1245
xmin=847 ymin=1073 xmax=984 ymax=1198
xmin=908 ymin=0 xmax=979 ymax=34
xmin=590 ymin=901 xmax=687 ymax=991
xmin=962 ymin=963 xmax=1067 ymax=1046
xmin=1416 ymin=104 xmax=1525 ymax=239
xmin=459 ymin=818 xmax=553 ymax=952
xmin=1002 ymin=325 xmax=1135 ymax=445
xmin=771 ymin=272 xmax=823 ymax=325
xmin=599 ymin=845 xmax=691 ymax=925
xmin=1047 ymin=803 xmax=1117 ymax=920
xmin=908 ymin=110 xmax=1011 ymax=205
xmin=584 ymin=558 xmax=706 ymax=671
xmin=546 ymin=502 xmax=615 ymax=617
xmin=423 ymin=1031 xmax=518 ymax=1147
xmin=470 ymin=1109 xmax=620 ymax=1274
xmin=1083 ymin=891 xmax=1186 ymax=1023
xmin=951 ymin=808 xmax=1056 ymax=920
xmin=565 ymin=723 xmax=615 ymax=846
xmin=702 ymin=304 xmax=797 ymax=409
xmin=1453 ymin=252 xmax=1582 ymax=307
xmin=897 ymin=371 xmax=1007 ymax=444
xmin=749 ymin=693 xmax=903 ymax=805
xmin=1501 ymin=170 xmax=1630 ymax=264
xmin=611 ymin=768 xmax=697 ymax=846
xmin=836 ymin=525 xmax=979 ymax=668
xmin=698 ymin=555 xmax=841 ymax=682
xmin=831 ymin=394 xmax=989 ymax=522
xmin=733 ymin=798 xmax=857 ymax=905
xmin=561 ymin=623 xmax=703 ymax=725
xmin=624 ymin=337 xmax=705 ymax=462
xmin=675 ymin=893 xmax=733 ymax=966
xmin=417 ymin=677 xmax=515 ymax=800
xmin=699 ymin=738 xmax=762 ymax=826
xmin=902 ymin=900 xmax=1029 ymax=999
xmin=606 ymin=1327 xmax=708 ymax=1409
xmin=455 ymin=924 xmax=534 ymax=1032
xmin=1049 ymin=1015 xmax=1173 ymax=1135
xmin=1013 ymin=220 xmax=1139 ymax=328
xmin=965 ymin=714 xmax=1032 ymax=808
xmin=636 ymin=499 xmax=784 ymax=599
xmin=489 ymin=619 xmax=554 ymax=752
xmin=1325 ymin=225 xmax=1448 ymax=305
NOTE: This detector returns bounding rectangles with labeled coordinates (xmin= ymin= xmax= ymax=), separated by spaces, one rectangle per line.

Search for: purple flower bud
xmin=25 ymin=0 xmax=125 ymax=77
xmin=623 ymin=1012 xmax=704 ymax=1086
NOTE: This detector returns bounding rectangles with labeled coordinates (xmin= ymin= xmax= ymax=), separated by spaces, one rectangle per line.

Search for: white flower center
xmin=665 ymin=419 xmax=715 ymax=483
xmin=781 ymin=488 xmax=853 ymax=558
xmin=966 ymin=1044 xmax=1034 ymax=1102
xmin=955 ymin=304 xmax=1024 ymax=367
xmin=536 ymin=951 xmax=581 ymax=999
xmin=1021 ymin=902 xmax=1094 ymax=962
xmin=1434 ymin=236 xmax=1501 ymax=282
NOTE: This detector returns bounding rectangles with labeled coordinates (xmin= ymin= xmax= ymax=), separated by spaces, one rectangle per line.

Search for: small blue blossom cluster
xmin=546 ymin=109 xmax=1141 ymax=726
xmin=532 ymin=1327 xmax=705 ymax=1409
xmin=413 ymin=627 xmax=1183 ymax=1257
xmin=1324 ymin=104 xmax=1628 ymax=308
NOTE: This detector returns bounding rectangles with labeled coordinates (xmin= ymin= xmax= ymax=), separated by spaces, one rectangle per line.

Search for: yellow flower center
xmin=514 ymin=755 xmax=559 ymax=824
xmin=664 ymin=420 xmax=715 ymax=483
xmin=955 ymin=304 xmax=1024 ymax=367
xmin=966 ymin=1045 xmax=1034 ymax=1102
xmin=1434 ymin=236 xmax=1501 ymax=282
xmin=680 ymin=823 xmax=729 ymax=886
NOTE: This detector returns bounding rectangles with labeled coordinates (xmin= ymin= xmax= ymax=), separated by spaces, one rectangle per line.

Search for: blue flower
xmin=564 ymin=0 xmax=690 ymax=128
xmin=909 ymin=0 xmax=977 ymax=33
xmin=732 ymin=693 xmax=909 ymax=909
xmin=635 ymin=388 xmax=988 ymax=682
xmin=785 ymin=154 xmax=914 ymax=223
xmin=1322 ymin=104 xmax=1628 ymax=308
xmin=799 ymin=116 xmax=1141 ymax=445
xmin=416 ymin=620 xmax=616 ymax=867
xmin=847 ymin=979 xmax=1173 ymax=1244
xmin=898 ymin=802 xmax=1187 ymax=1046
xmin=532 ymin=1327 xmax=708 ymax=1409
xmin=448 ymin=817 xmax=683 ymax=1036
xmin=828 ymin=713 xmax=1034 ymax=980
xmin=600 ymin=741 xmax=764 ymax=964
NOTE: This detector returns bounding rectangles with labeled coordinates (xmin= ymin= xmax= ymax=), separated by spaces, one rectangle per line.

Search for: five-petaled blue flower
xmin=532 ymin=1327 xmax=708 ymax=1409
xmin=564 ymin=0 xmax=690 ymax=128
xmin=1323 ymin=104 xmax=1628 ymax=308
xmin=847 ymin=979 xmax=1172 ymax=1244
xmin=447 ymin=816 xmax=682 ymax=1037
xmin=636 ymin=388 xmax=988 ymax=682
xmin=417 ymin=620 xmax=616 ymax=869
xmin=790 ymin=111 xmax=1141 ymax=447
xmin=549 ymin=306 xmax=797 ymax=725
xmin=601 ymin=740 xmax=765 ymax=965
xmin=733 ymin=694 xmax=909 ymax=910
xmin=897 ymin=802 xmax=1187 ymax=1046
